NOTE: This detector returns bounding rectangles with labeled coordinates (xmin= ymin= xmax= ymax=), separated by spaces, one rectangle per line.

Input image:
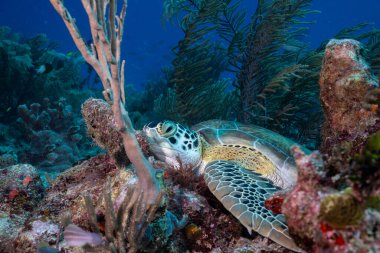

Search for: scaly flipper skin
xmin=204 ymin=160 xmax=303 ymax=253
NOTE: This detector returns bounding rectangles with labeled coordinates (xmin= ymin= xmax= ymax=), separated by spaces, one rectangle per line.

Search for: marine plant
xmin=158 ymin=0 xmax=319 ymax=145
xmin=50 ymin=0 xmax=160 ymax=205
xmin=231 ymin=0 xmax=324 ymax=151
xmin=64 ymin=178 xmax=163 ymax=253
xmin=156 ymin=0 xmax=237 ymax=124
xmin=239 ymin=20 xmax=380 ymax=149
xmin=157 ymin=1 xmax=380 ymax=150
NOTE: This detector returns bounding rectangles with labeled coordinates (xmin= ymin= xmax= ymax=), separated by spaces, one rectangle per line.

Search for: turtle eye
xmin=157 ymin=121 xmax=177 ymax=137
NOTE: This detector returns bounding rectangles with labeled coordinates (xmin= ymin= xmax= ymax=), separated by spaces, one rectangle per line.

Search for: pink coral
xmin=282 ymin=146 xmax=325 ymax=248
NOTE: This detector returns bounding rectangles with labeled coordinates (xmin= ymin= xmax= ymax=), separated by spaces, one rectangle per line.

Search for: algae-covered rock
xmin=0 ymin=164 xmax=44 ymax=252
xmin=320 ymin=39 xmax=380 ymax=154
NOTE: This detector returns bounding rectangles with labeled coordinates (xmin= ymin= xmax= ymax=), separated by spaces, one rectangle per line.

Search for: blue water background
xmin=0 ymin=0 xmax=379 ymax=89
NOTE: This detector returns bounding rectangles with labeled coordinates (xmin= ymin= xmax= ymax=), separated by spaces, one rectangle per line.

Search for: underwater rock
xmin=0 ymin=164 xmax=44 ymax=252
xmin=0 ymin=164 xmax=44 ymax=213
xmin=319 ymin=39 xmax=380 ymax=154
xmin=14 ymin=220 xmax=60 ymax=253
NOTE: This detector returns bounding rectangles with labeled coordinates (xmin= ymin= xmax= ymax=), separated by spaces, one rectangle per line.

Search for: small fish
xmin=6 ymin=107 xmax=11 ymax=112
xmin=64 ymin=224 xmax=103 ymax=247
xmin=36 ymin=64 xmax=53 ymax=74
xmin=66 ymin=52 xmax=75 ymax=57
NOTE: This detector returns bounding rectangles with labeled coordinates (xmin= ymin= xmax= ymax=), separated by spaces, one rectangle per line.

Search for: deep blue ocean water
xmin=1 ymin=0 xmax=380 ymax=88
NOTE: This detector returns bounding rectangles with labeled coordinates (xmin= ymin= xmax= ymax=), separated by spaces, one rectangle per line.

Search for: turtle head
xmin=143 ymin=120 xmax=202 ymax=169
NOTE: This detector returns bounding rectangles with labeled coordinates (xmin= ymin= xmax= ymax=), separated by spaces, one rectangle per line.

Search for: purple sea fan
xmin=64 ymin=224 xmax=103 ymax=247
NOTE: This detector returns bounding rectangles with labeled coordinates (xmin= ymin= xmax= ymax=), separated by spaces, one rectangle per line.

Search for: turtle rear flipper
xmin=204 ymin=160 xmax=303 ymax=253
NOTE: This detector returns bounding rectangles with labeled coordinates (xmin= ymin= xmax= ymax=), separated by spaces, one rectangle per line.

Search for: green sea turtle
xmin=143 ymin=119 xmax=309 ymax=252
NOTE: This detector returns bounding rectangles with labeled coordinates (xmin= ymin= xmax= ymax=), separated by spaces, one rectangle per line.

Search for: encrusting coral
xmin=319 ymin=188 xmax=364 ymax=229
xmin=281 ymin=146 xmax=380 ymax=253
xmin=0 ymin=164 xmax=44 ymax=252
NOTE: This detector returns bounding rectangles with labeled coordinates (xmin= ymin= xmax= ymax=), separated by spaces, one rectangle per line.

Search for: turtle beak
xmin=143 ymin=124 xmax=160 ymax=143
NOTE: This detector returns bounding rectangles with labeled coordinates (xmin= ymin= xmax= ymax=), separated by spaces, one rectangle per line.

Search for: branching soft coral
xmin=157 ymin=0 xmax=237 ymax=124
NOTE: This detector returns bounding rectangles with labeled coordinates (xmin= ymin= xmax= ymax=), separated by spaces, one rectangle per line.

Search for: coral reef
xmin=13 ymin=154 xmax=126 ymax=252
xmin=14 ymin=98 xmax=100 ymax=173
xmin=282 ymin=147 xmax=325 ymax=248
xmin=2 ymin=1 xmax=380 ymax=252
xmin=11 ymin=155 xmax=185 ymax=253
xmin=320 ymin=39 xmax=380 ymax=154
xmin=0 ymin=26 xmax=97 ymax=123
xmin=2 ymin=154 xmax=288 ymax=253
xmin=0 ymin=26 xmax=102 ymax=174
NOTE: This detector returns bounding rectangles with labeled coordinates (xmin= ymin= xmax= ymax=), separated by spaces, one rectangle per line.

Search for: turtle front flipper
xmin=204 ymin=160 xmax=303 ymax=253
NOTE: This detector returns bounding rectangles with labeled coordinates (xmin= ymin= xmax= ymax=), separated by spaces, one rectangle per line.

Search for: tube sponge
xmin=319 ymin=188 xmax=364 ymax=229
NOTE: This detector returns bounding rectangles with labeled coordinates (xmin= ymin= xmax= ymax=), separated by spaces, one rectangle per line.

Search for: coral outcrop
xmin=0 ymin=164 xmax=44 ymax=252
xmin=15 ymin=97 xmax=100 ymax=173
xmin=13 ymin=155 xmax=131 ymax=252
xmin=282 ymin=147 xmax=380 ymax=253
xmin=81 ymin=98 xmax=127 ymax=167
xmin=81 ymin=98 xmax=151 ymax=168
xmin=279 ymin=39 xmax=380 ymax=253
xmin=320 ymin=39 xmax=380 ymax=154
xmin=12 ymin=155 xmax=186 ymax=253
